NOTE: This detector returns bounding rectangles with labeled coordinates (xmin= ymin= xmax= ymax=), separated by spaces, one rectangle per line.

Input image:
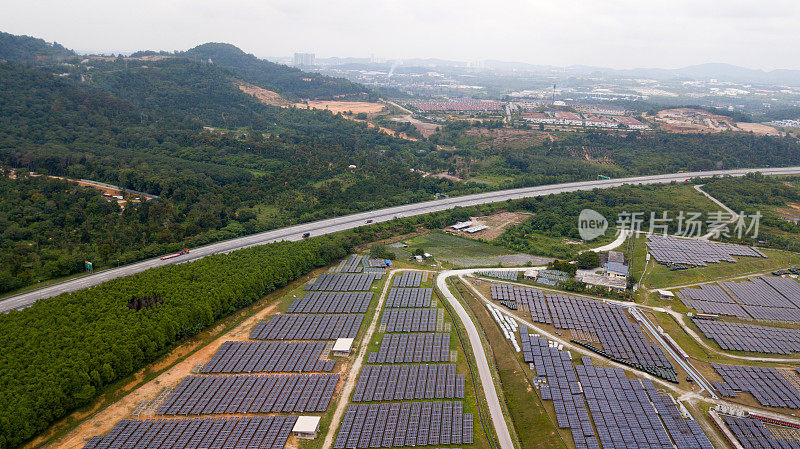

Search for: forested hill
xmin=0 ymin=31 xmax=76 ymax=63
xmin=181 ymin=42 xmax=372 ymax=100
xmin=0 ymin=56 xmax=461 ymax=294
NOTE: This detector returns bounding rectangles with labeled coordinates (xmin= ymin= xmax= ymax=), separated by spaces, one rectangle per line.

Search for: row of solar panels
xmin=156 ymin=373 xmax=339 ymax=415
xmin=380 ymin=308 xmax=441 ymax=332
xmin=385 ymin=288 xmax=434 ymax=308
xmin=202 ymin=340 xmax=333 ymax=374
xmin=393 ymin=271 xmax=426 ymax=288
xmin=521 ymin=329 xmax=713 ymax=449
xmin=306 ymin=273 xmax=382 ymax=291
xmin=712 ymin=364 xmax=800 ymax=409
xmin=367 ymin=332 xmax=452 ymax=364
xmin=287 ymin=291 xmax=373 ymax=314
xmin=646 ymin=235 xmax=765 ymax=267
xmin=692 ymin=318 xmax=800 ymax=355
xmin=82 ymin=416 xmax=296 ymax=449
xmin=333 ymin=401 xmax=473 ymax=448
xmin=504 ymin=286 xmax=675 ymax=375
xmin=353 ymin=364 xmax=465 ymax=402
xmin=249 ymin=313 xmax=364 ymax=340
xmin=723 ymin=415 xmax=800 ymax=449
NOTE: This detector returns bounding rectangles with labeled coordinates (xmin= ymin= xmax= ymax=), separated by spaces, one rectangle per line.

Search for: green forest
xmin=0 ymin=203 xmax=477 ymax=449
xmin=703 ymin=173 xmax=800 ymax=250
xmin=493 ymin=183 xmax=723 ymax=259
xmin=3 ymin=29 xmax=800 ymax=295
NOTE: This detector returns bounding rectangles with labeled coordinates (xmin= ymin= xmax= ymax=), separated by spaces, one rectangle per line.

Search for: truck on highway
xmin=161 ymin=249 xmax=189 ymax=260
xmin=302 ymin=232 xmax=311 ymax=239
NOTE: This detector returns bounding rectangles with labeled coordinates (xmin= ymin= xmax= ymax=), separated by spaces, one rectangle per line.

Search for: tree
xmin=575 ymin=251 xmax=600 ymax=269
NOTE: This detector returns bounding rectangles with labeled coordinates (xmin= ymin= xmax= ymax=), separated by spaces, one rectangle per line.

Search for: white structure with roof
xmin=657 ymin=289 xmax=675 ymax=300
xmin=451 ymin=221 xmax=473 ymax=230
xmin=332 ymin=337 xmax=354 ymax=356
xmin=292 ymin=416 xmax=321 ymax=438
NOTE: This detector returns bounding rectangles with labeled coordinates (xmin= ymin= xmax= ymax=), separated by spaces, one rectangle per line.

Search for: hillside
xmin=181 ymin=42 xmax=372 ymax=100
xmin=0 ymin=31 xmax=75 ymax=63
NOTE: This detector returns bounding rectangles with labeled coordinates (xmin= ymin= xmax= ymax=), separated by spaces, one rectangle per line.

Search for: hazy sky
xmin=3 ymin=0 xmax=800 ymax=70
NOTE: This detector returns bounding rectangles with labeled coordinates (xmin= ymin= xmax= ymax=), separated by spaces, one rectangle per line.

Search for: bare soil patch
xmin=735 ymin=122 xmax=781 ymax=135
xmin=457 ymin=211 xmax=532 ymax=241
xmin=236 ymin=82 xmax=292 ymax=107
xmin=298 ymin=100 xmax=386 ymax=115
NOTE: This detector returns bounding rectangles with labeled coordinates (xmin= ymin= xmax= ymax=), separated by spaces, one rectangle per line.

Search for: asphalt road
xmin=436 ymin=270 xmax=515 ymax=449
xmin=4 ymin=165 xmax=800 ymax=312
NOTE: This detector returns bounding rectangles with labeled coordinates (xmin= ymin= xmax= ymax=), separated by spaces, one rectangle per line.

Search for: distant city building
xmin=294 ymin=52 xmax=315 ymax=67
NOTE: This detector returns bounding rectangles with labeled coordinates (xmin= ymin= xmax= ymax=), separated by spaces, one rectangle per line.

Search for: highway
xmin=4 ymin=165 xmax=800 ymax=312
xmin=436 ymin=271 xmax=515 ymax=449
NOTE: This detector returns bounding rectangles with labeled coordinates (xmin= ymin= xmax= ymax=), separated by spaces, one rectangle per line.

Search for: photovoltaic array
xmin=494 ymin=284 xmax=677 ymax=382
xmin=691 ymin=319 xmax=800 ymax=354
xmin=393 ymin=271 xmax=426 ymax=288
xmin=306 ymin=273 xmax=382 ymax=291
xmin=249 ymin=314 xmax=364 ymax=340
xmin=286 ymin=291 xmax=373 ymax=314
xmin=677 ymin=285 xmax=748 ymax=318
xmin=202 ymin=341 xmax=334 ymax=373
xmin=474 ymin=270 xmax=518 ymax=281
xmin=82 ymin=416 xmax=297 ymax=449
xmin=723 ymin=415 xmax=800 ymax=449
xmin=367 ymin=333 xmax=452 ymax=364
xmin=333 ymin=401 xmax=473 ymax=448
xmin=353 ymin=364 xmax=465 ymax=402
xmin=712 ymin=364 xmax=800 ymax=409
xmin=156 ymin=373 xmax=339 ymax=415
xmin=520 ymin=328 xmax=713 ymax=449
xmin=679 ymin=276 xmax=800 ymax=322
xmin=646 ymin=235 xmax=765 ymax=267
xmin=385 ymin=288 xmax=433 ymax=308
xmin=84 ymin=255 xmax=385 ymax=449
xmin=721 ymin=277 xmax=800 ymax=322
xmin=380 ymin=308 xmax=441 ymax=332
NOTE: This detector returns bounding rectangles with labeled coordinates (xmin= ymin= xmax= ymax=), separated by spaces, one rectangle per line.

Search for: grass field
xmin=391 ymin=231 xmax=547 ymax=268
xmin=452 ymin=278 xmax=569 ymax=449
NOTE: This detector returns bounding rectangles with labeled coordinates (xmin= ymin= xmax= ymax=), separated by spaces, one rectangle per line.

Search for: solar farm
xmin=380 ymin=307 xmax=442 ymax=332
xmin=474 ymin=270 xmax=519 ymax=281
xmin=712 ymin=364 xmax=800 ymax=409
xmin=81 ymin=257 xmax=389 ymax=449
xmin=353 ymin=364 xmax=465 ymax=401
xmin=393 ymin=271 xmax=426 ymax=287
xmin=156 ymin=373 xmax=339 ymax=414
xmin=385 ymin=287 xmax=433 ymax=307
xmin=306 ymin=273 xmax=382 ymax=291
xmin=286 ymin=291 xmax=373 ymax=313
xmin=249 ymin=314 xmax=365 ymax=340
xmin=520 ymin=327 xmax=713 ymax=449
xmin=722 ymin=415 xmax=800 ymax=449
xmin=333 ymin=401 xmax=473 ymax=448
xmin=367 ymin=332 xmax=452 ymax=364
xmin=646 ymin=234 xmax=766 ymax=267
xmin=692 ymin=318 xmax=800 ymax=354
xmin=492 ymin=283 xmax=677 ymax=382
xmin=202 ymin=341 xmax=334 ymax=373
xmin=678 ymin=275 xmax=800 ymax=322
xmin=82 ymin=416 xmax=298 ymax=449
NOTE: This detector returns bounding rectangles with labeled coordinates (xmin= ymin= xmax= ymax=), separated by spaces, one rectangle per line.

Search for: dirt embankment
xmin=236 ymin=82 xmax=293 ymax=107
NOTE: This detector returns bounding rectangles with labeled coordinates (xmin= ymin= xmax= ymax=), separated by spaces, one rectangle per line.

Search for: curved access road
xmin=436 ymin=270 xmax=515 ymax=449
xmin=4 ymin=165 xmax=800 ymax=312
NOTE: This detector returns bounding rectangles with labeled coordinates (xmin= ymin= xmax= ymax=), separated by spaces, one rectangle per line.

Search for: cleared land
xmin=392 ymin=231 xmax=550 ymax=267
xmin=451 ymin=211 xmax=532 ymax=241
xmin=236 ymin=82 xmax=292 ymax=107
xmin=298 ymin=100 xmax=386 ymax=115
